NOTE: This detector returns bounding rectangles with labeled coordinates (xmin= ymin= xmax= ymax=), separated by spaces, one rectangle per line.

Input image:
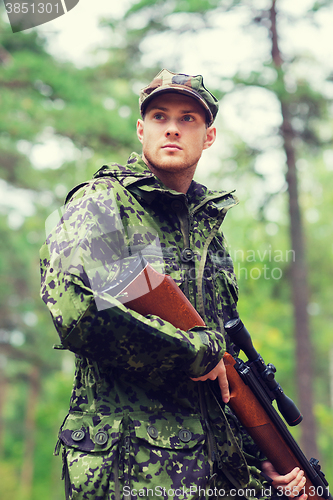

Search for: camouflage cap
xmin=139 ymin=69 xmax=219 ymax=126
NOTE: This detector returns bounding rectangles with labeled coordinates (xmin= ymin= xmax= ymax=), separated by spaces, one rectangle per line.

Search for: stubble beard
xmin=143 ymin=148 xmax=201 ymax=176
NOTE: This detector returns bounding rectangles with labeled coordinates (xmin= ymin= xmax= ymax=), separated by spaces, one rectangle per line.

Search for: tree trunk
xmin=269 ymin=0 xmax=319 ymax=459
xmin=20 ymin=365 xmax=40 ymax=500
xmin=330 ymin=344 xmax=333 ymax=410
xmin=0 ymin=368 xmax=8 ymax=459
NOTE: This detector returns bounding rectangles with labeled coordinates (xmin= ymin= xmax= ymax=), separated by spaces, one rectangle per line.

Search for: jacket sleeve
xmin=40 ymin=181 xmax=226 ymax=381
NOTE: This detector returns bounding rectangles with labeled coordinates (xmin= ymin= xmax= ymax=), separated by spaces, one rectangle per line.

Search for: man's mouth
xmin=162 ymin=144 xmax=182 ymax=150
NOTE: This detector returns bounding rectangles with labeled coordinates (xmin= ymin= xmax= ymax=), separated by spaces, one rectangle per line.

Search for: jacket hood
xmin=94 ymin=153 xmax=239 ymax=217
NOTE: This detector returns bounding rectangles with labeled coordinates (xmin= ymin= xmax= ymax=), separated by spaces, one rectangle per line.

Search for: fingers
xmin=262 ymin=463 xmax=307 ymax=499
xmin=217 ymin=360 xmax=230 ymax=403
xmin=285 ymin=469 xmax=307 ymax=498
xmin=190 ymin=359 xmax=230 ymax=403
xmin=298 ymin=494 xmax=308 ymax=500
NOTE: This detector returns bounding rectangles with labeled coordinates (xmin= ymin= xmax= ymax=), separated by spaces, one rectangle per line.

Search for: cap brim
xmin=141 ymin=85 xmax=213 ymax=125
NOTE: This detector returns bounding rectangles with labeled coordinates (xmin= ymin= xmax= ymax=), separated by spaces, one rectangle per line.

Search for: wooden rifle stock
xmin=118 ymin=259 xmax=330 ymax=500
xmin=120 ymin=258 xmax=205 ymax=330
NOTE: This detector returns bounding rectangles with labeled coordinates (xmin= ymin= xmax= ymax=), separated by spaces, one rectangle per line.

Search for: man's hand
xmin=262 ymin=461 xmax=308 ymax=499
xmin=190 ymin=358 xmax=230 ymax=403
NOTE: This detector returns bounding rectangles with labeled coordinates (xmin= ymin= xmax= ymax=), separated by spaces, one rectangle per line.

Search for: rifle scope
xmin=225 ymin=318 xmax=303 ymax=427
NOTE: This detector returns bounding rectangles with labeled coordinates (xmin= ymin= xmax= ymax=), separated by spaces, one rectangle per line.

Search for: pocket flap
xmin=131 ymin=414 xmax=205 ymax=449
xmin=59 ymin=412 xmax=122 ymax=452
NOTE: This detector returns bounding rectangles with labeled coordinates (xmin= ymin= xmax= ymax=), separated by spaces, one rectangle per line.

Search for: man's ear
xmin=203 ymin=126 xmax=216 ymax=150
xmin=137 ymin=119 xmax=144 ymax=144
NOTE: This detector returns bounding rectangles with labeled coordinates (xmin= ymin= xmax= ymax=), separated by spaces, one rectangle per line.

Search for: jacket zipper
xmin=179 ymin=204 xmax=191 ymax=296
xmin=123 ymin=436 xmax=131 ymax=499
xmin=199 ymin=384 xmax=221 ymax=478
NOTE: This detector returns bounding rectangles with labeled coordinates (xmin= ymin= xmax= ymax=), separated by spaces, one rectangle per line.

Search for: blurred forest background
xmin=0 ymin=0 xmax=332 ymax=498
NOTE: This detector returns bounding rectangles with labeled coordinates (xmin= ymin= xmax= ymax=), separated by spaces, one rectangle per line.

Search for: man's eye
xmin=154 ymin=113 xmax=165 ymax=120
xmin=183 ymin=115 xmax=194 ymax=122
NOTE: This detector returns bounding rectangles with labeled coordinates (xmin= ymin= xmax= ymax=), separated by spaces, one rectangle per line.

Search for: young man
xmin=40 ymin=69 xmax=306 ymax=499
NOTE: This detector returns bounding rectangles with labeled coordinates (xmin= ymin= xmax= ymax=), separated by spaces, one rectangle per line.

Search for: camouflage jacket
xmin=40 ymin=153 xmax=269 ymax=500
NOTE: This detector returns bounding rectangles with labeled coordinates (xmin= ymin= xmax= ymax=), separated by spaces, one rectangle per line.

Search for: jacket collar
xmin=94 ymin=153 xmax=239 ymax=216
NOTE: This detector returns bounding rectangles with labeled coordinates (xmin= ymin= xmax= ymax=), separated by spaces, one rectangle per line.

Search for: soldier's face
xmin=137 ymin=93 xmax=216 ymax=178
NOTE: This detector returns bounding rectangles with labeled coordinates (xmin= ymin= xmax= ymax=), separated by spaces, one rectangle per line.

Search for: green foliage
xmin=0 ymin=13 xmax=141 ymax=499
xmin=0 ymin=461 xmax=19 ymax=498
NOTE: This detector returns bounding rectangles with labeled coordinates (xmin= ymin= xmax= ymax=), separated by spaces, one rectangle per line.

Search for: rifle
xmin=107 ymin=255 xmax=331 ymax=500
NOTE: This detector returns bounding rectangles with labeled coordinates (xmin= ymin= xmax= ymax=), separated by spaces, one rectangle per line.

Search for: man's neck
xmin=142 ymin=155 xmax=195 ymax=194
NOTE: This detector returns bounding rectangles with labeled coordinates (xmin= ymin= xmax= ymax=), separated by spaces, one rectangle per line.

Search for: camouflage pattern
xmin=139 ymin=69 xmax=219 ymax=126
xmin=40 ymin=153 xmax=271 ymax=499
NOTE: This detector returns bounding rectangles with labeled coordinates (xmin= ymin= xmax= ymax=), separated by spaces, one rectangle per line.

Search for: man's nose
xmin=165 ymin=120 xmax=180 ymax=136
